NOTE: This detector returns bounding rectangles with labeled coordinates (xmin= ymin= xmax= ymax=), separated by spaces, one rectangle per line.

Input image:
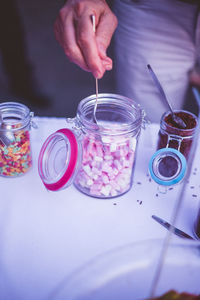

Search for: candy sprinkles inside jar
xmin=0 ymin=102 xmax=33 ymax=177
xmin=38 ymin=94 xmax=144 ymax=198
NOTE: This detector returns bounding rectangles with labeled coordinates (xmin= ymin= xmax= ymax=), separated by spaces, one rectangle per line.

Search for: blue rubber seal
xmin=149 ymin=148 xmax=187 ymax=186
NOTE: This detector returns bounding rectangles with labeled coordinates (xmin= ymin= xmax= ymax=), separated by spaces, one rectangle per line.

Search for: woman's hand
xmin=190 ymin=68 xmax=200 ymax=88
xmin=54 ymin=0 xmax=118 ymax=78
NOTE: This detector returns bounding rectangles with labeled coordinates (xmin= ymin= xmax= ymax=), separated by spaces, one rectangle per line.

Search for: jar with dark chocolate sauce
xmin=149 ymin=110 xmax=197 ymax=187
xmin=157 ymin=110 xmax=197 ymax=160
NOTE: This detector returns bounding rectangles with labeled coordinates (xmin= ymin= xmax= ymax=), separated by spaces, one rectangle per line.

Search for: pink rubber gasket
xmin=39 ymin=128 xmax=78 ymax=191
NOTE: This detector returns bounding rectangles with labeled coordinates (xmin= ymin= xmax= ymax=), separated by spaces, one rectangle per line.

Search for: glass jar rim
xmin=160 ymin=110 xmax=197 ymax=133
xmin=76 ymin=93 xmax=143 ymax=136
xmin=0 ymin=101 xmax=31 ymax=131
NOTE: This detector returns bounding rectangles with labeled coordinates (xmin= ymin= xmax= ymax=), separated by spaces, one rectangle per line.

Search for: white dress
xmin=113 ymin=0 xmax=200 ymax=122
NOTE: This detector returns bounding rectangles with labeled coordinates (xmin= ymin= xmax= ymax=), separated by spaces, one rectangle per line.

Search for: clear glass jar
xmin=38 ymin=93 xmax=144 ymax=198
xmin=148 ymin=110 xmax=197 ymax=187
xmin=157 ymin=110 xmax=197 ymax=160
xmin=0 ymin=102 xmax=33 ymax=177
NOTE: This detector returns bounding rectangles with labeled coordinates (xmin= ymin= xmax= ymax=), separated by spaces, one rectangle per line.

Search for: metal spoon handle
xmin=92 ymin=15 xmax=98 ymax=124
xmin=147 ymin=64 xmax=187 ymax=129
xmin=152 ymin=215 xmax=195 ymax=240
xmin=94 ymin=77 xmax=98 ymax=120
xmin=147 ymin=64 xmax=173 ymax=113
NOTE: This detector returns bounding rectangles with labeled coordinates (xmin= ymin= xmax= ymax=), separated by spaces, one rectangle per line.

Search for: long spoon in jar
xmin=91 ymin=15 xmax=106 ymax=151
xmin=91 ymin=15 xmax=99 ymax=125
xmin=0 ymin=111 xmax=15 ymax=146
xmin=147 ymin=64 xmax=187 ymax=129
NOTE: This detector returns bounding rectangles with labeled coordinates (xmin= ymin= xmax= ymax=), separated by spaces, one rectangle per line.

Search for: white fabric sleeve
xmin=113 ymin=0 xmax=199 ymax=122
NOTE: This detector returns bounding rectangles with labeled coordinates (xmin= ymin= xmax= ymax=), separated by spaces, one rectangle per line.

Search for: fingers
xmin=189 ymin=69 xmax=200 ymax=87
xmin=54 ymin=10 xmax=90 ymax=72
xmin=96 ymin=11 xmax=118 ymax=60
xmin=54 ymin=0 xmax=118 ymax=78
xmin=95 ymin=12 xmax=118 ymax=74
xmin=75 ymin=13 xmax=105 ymax=78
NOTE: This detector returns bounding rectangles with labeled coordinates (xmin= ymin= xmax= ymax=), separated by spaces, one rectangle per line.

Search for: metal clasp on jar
xmin=166 ymin=134 xmax=183 ymax=151
xmin=66 ymin=117 xmax=82 ymax=137
xmin=141 ymin=108 xmax=150 ymax=129
xmin=30 ymin=112 xmax=38 ymax=129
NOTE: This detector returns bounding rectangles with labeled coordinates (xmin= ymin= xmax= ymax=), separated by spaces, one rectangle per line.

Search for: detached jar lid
xmin=149 ymin=148 xmax=187 ymax=186
xmin=38 ymin=129 xmax=79 ymax=191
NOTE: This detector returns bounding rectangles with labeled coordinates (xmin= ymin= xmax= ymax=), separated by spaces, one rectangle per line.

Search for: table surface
xmin=1 ymin=117 xmax=200 ymax=300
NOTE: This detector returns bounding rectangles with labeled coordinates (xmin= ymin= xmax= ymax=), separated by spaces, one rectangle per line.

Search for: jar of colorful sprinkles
xmin=0 ymin=102 xmax=33 ymax=177
xmin=38 ymin=94 xmax=144 ymax=198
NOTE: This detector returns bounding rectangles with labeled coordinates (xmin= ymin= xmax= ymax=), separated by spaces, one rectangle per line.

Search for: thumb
xmin=190 ymin=69 xmax=200 ymax=87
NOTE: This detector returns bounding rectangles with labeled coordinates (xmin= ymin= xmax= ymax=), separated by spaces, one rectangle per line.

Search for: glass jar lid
xmin=38 ymin=129 xmax=79 ymax=191
xmin=149 ymin=148 xmax=187 ymax=186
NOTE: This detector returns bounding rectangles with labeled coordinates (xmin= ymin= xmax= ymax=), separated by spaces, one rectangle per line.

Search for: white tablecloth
xmin=1 ymin=117 xmax=199 ymax=300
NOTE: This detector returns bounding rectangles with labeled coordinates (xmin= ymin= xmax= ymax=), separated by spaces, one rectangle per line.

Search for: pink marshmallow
xmin=75 ymin=135 xmax=137 ymax=198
